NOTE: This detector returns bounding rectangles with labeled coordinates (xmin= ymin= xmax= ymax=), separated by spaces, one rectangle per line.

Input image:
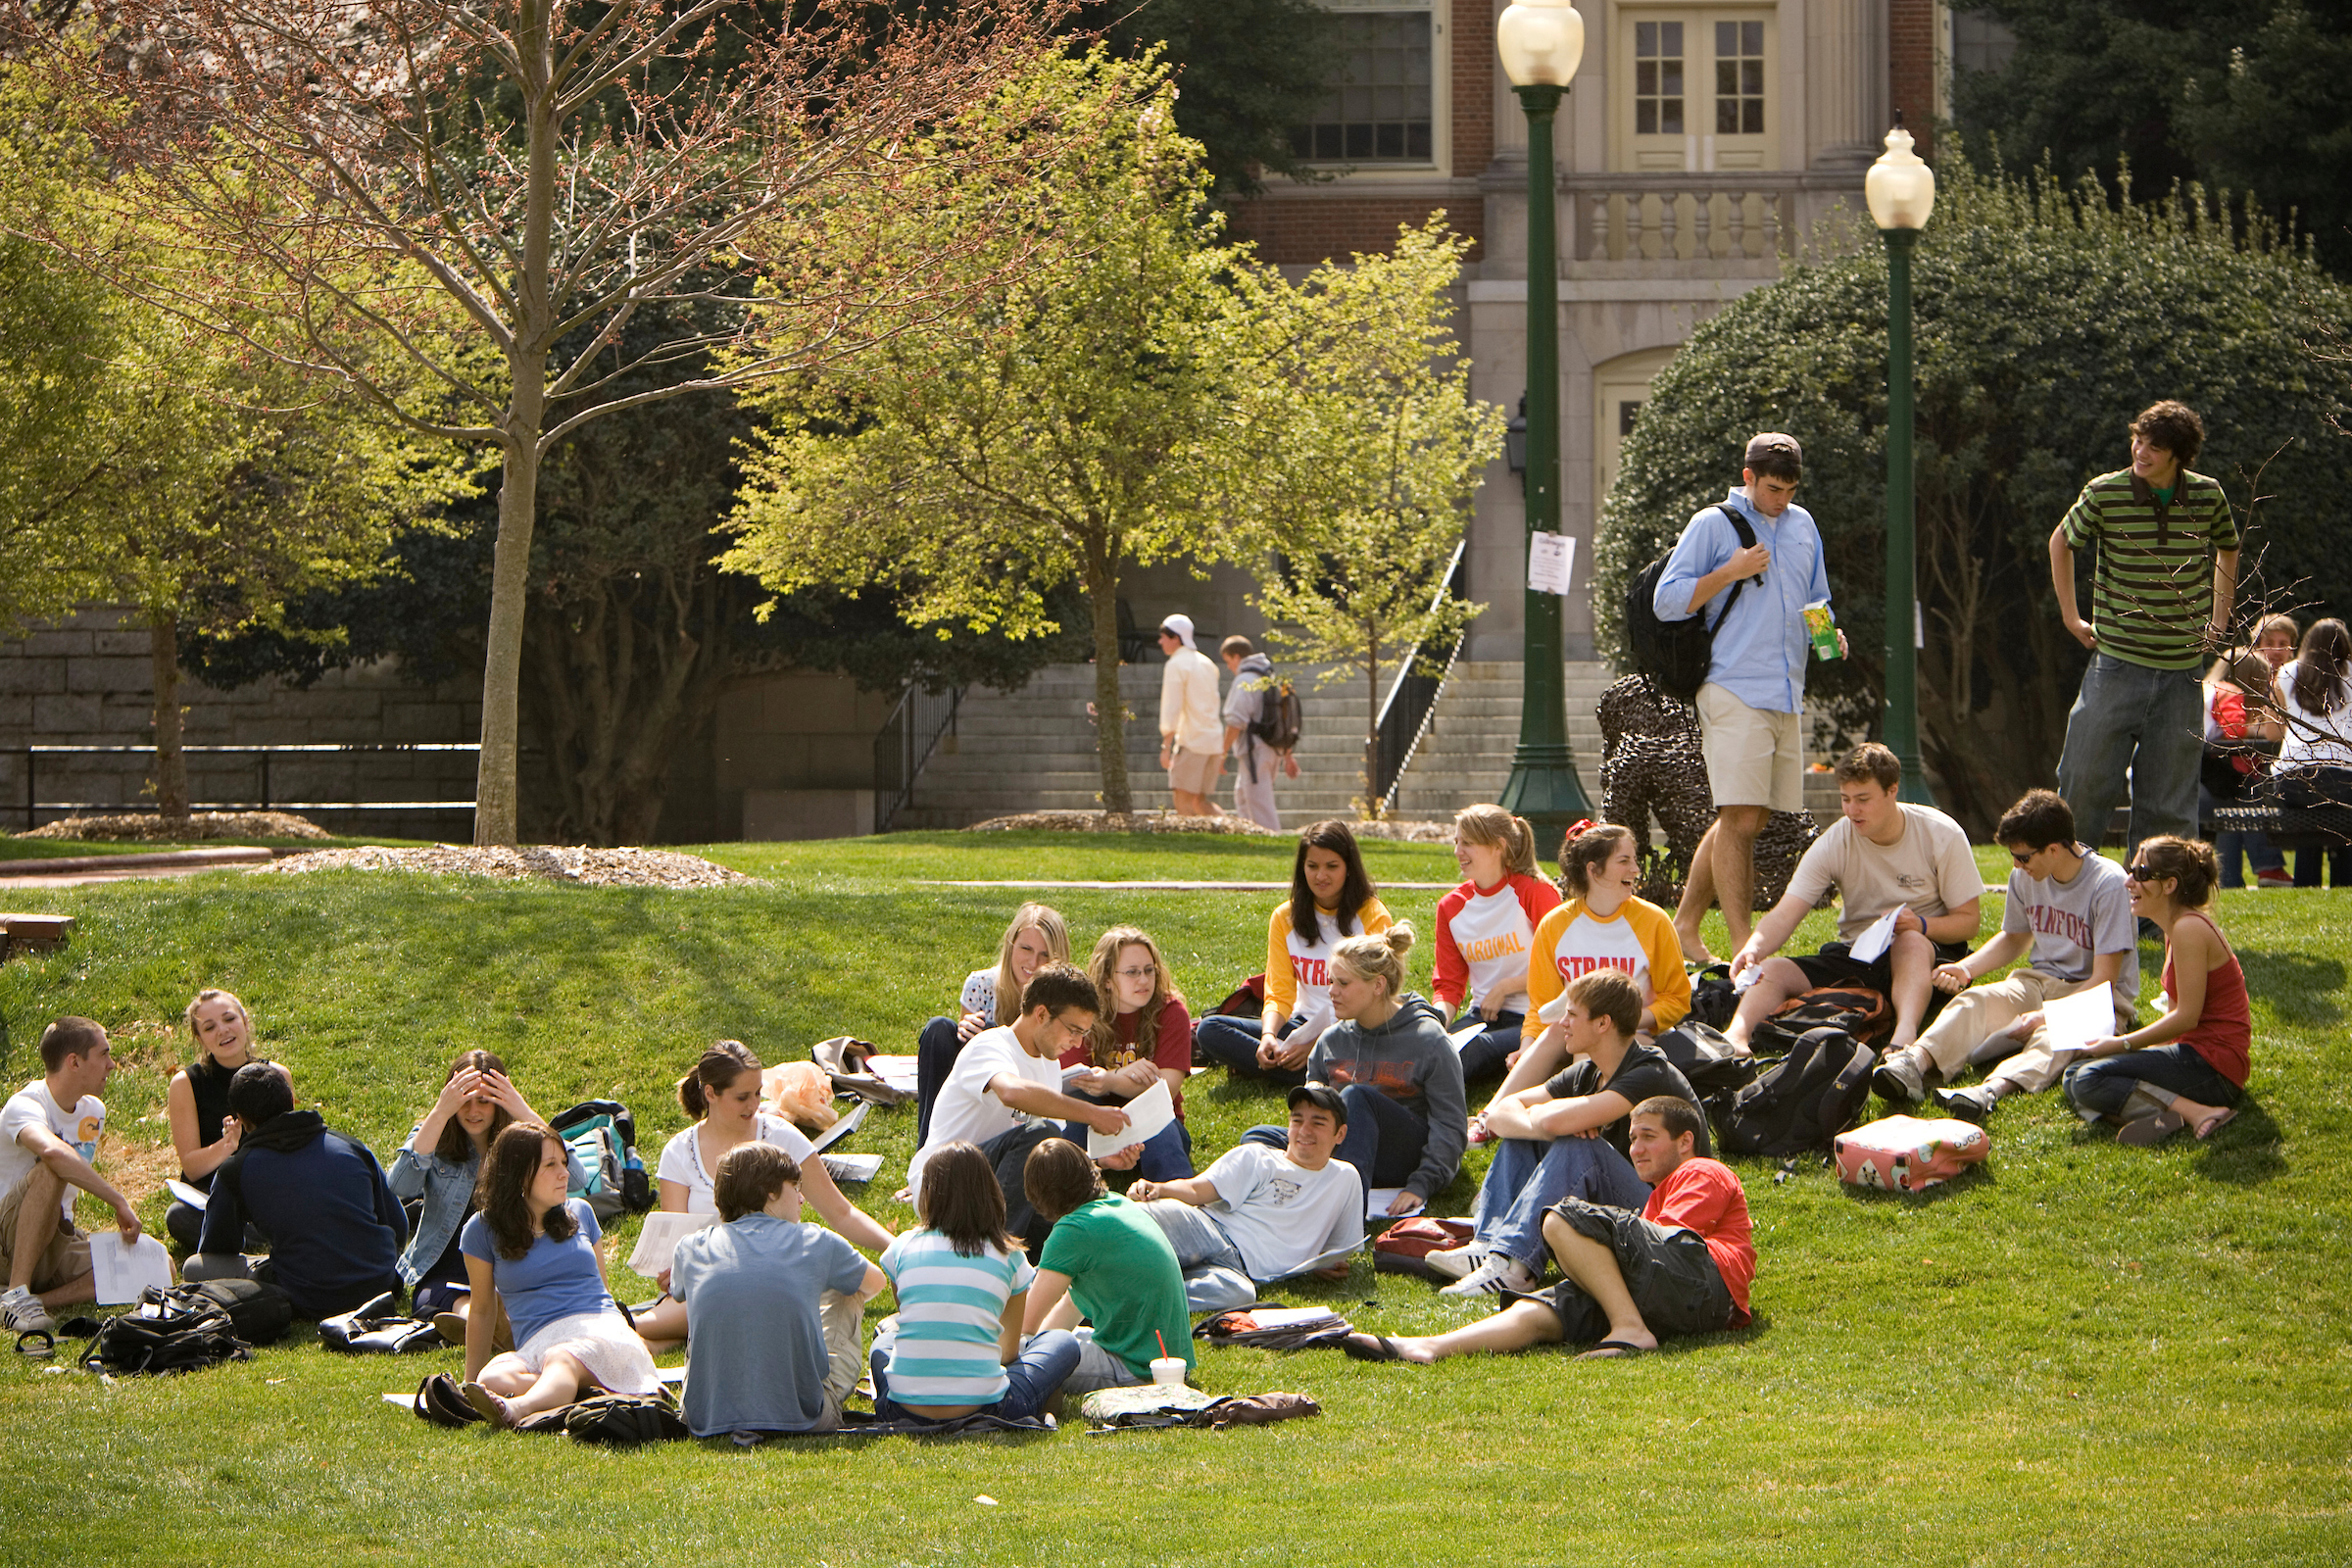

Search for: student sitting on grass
xmin=1470 ymin=822 xmax=1691 ymax=1145
xmin=1433 ymin=805 xmax=1562 ymax=1083
xmin=914 ymin=903 xmax=1070 ymax=1145
xmin=869 ymin=1140 xmax=1081 ymax=1424
xmin=391 ymin=1050 xmax=581 ymax=1336
xmin=186 ymin=1062 xmax=408 ymax=1320
xmin=670 ymin=1143 xmax=886 ymax=1439
xmin=633 ymin=1039 xmax=894 ymax=1345
xmin=1238 ymin=925 xmax=1466 ymax=1220
xmin=1128 ymin=1085 xmax=1366 ymax=1313
xmin=1863 ymin=790 xmax=2137 ymax=1123
xmin=459 ymin=1122 xmax=660 ymax=1427
xmin=1021 ymin=1138 xmax=1194 ymax=1396
xmin=1062 ymin=925 xmax=1196 ymax=1180
xmin=0 ymin=1018 xmax=138 ymax=1340
xmin=2064 ymin=836 xmax=2249 ymax=1145
xmin=164 ymin=988 xmax=281 ymax=1253
xmin=1430 ymin=970 xmax=1709 ymax=1299
xmin=1194 ymin=820 xmax=1393 ymax=1087
xmin=1345 ymin=1096 xmax=1753 ymax=1364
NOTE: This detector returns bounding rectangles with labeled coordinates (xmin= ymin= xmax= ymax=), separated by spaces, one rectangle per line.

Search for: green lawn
xmin=1 ymin=831 xmax=2345 ymax=1565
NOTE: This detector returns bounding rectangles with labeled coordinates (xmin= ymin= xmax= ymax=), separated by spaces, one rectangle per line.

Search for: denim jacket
xmin=387 ymin=1124 xmax=585 ymax=1287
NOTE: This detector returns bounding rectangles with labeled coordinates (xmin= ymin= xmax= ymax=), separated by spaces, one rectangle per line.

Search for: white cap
xmin=1159 ymin=613 xmax=1196 ymax=650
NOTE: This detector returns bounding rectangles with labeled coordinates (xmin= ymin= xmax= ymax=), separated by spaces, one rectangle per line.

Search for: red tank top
xmin=2161 ymin=911 xmax=2250 ymax=1087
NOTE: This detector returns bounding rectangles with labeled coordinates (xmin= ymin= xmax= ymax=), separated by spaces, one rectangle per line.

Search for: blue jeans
xmin=1448 ymin=1011 xmax=1526 ymax=1082
xmin=2064 ymin=1043 xmax=2241 ymax=1123
xmin=914 ymin=1015 xmax=964 ymax=1147
xmin=2203 ymin=785 xmax=2284 ymax=885
xmin=1471 ymin=1135 xmax=1652 ymax=1271
xmin=1137 ymin=1198 xmax=1257 ymax=1312
xmin=2281 ymin=766 xmax=2352 ymax=887
xmin=2057 ymin=655 xmax=2203 ymax=857
xmin=869 ymin=1327 xmax=1079 ymax=1423
xmin=1194 ymin=1012 xmax=1303 ymax=1086
xmin=1067 ymin=1093 xmax=1195 ymax=1181
xmin=1244 ymin=1084 xmax=1428 ymax=1196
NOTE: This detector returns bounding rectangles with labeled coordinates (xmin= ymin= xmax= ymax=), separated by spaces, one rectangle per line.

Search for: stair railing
xmin=1372 ymin=540 xmax=1471 ymax=814
xmin=872 ymin=684 xmax=963 ymax=834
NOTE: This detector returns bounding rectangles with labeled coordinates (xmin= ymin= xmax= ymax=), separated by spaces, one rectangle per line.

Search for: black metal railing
xmin=872 ymin=686 xmax=963 ymax=834
xmin=9 ymin=743 xmax=480 ymax=831
xmin=1372 ymin=540 xmax=1471 ymax=813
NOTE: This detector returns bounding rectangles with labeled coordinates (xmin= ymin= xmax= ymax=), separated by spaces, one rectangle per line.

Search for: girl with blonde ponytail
xmin=1434 ymin=806 xmax=1563 ymax=1081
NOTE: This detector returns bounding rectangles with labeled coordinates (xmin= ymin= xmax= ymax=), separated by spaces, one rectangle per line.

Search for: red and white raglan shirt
xmin=1433 ymin=873 xmax=1562 ymax=1018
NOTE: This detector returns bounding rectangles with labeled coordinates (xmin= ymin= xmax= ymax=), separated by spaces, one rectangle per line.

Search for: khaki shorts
xmin=0 ymin=1166 xmax=90 ymax=1294
xmin=1168 ymin=745 xmax=1221 ymax=797
xmin=1695 ymin=683 xmax=1805 ymax=811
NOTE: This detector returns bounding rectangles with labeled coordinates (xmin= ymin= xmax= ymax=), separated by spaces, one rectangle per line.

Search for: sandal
xmin=1341 ymin=1333 xmax=1408 ymax=1363
xmin=2118 ymin=1109 xmax=2187 ymax=1146
xmin=2193 ymin=1106 xmax=2237 ymax=1141
xmin=1575 ymin=1339 xmax=1649 ymax=1360
xmin=460 ymin=1380 xmax=515 ymax=1428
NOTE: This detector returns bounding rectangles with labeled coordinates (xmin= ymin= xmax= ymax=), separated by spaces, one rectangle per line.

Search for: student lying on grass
xmin=459 ymin=1122 xmax=660 ymax=1427
xmin=1345 ymin=1096 xmax=1753 ymax=1363
xmin=914 ymin=902 xmax=1070 ymax=1146
xmin=1021 ymin=1137 xmax=1194 ymax=1397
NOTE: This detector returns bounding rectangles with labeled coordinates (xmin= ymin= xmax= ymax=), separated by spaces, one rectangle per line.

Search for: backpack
xmin=1754 ymin=984 xmax=1893 ymax=1053
xmin=1250 ymin=675 xmax=1302 ymax=752
xmin=413 ymin=1371 xmax=484 ymax=1428
xmin=318 ymin=1292 xmax=444 ymax=1354
xmin=1686 ymin=964 xmax=1740 ymax=1030
xmin=557 ymin=1391 xmax=690 ymax=1446
xmin=1652 ymin=1020 xmax=1760 ymax=1104
xmin=1624 ymin=505 xmax=1757 ymax=705
xmin=1718 ymin=1026 xmax=1876 ymax=1157
xmin=552 ymin=1100 xmax=650 ymax=1219
xmin=179 ymin=1278 xmax=294 ymax=1346
xmin=83 ymin=1286 xmax=257 ymax=1375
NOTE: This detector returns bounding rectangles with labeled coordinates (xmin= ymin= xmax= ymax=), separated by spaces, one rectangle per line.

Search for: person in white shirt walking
xmin=1156 ymin=614 xmax=1225 ymax=819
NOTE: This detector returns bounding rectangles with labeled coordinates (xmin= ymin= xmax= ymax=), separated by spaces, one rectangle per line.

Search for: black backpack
xmin=1718 ymin=1026 xmax=1876 ymax=1156
xmin=83 ymin=1286 xmax=257 ymax=1375
xmin=1624 ymin=505 xmax=1756 ymax=705
xmin=1686 ymin=964 xmax=1740 ymax=1030
xmin=319 ymin=1292 xmax=444 ymax=1354
xmin=1250 ymin=675 xmax=1302 ymax=752
xmin=184 ymin=1278 xmax=296 ymax=1346
xmin=557 ymin=1392 xmax=690 ymax=1446
xmin=1654 ymin=1021 xmax=1760 ymax=1101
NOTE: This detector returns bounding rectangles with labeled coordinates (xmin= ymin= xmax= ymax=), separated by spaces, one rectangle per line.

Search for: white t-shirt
xmin=1786 ymin=804 xmax=1982 ymax=943
xmin=1199 ymin=1144 xmax=1364 ymax=1281
xmin=0 ymin=1079 xmax=105 ymax=1224
xmin=2278 ymin=660 xmax=2352 ymax=768
xmin=907 ymin=1025 xmax=1060 ymax=1199
xmin=656 ymin=1114 xmax=816 ymax=1216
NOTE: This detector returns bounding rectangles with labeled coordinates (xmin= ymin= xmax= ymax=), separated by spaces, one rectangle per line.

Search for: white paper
xmin=821 ymin=1152 xmax=884 ymax=1184
xmin=1367 ymin=1187 xmax=1424 ymax=1219
xmin=1446 ymin=1021 xmax=1491 ymax=1054
xmin=1847 ymin=906 xmax=1903 ymax=965
xmin=1290 ymin=1001 xmax=1336 ymax=1051
xmin=1271 ymin=1242 xmax=1363 ymax=1280
xmin=91 ymin=1233 xmax=173 ymax=1305
xmin=1732 ymin=964 xmax=1764 ymax=993
xmin=810 ymin=1099 xmax=868 ymax=1154
xmin=1086 ymin=1079 xmax=1173 ymax=1158
xmin=1235 ymin=1307 xmax=1344 ymax=1330
xmin=626 ymin=1210 xmax=717 ymax=1276
xmin=862 ymin=1054 xmax=920 ymax=1094
xmin=1528 ymin=532 xmax=1576 ymax=595
xmin=166 ymin=1179 xmax=209 ymax=1211
xmin=2039 ymin=981 xmax=2116 ymax=1055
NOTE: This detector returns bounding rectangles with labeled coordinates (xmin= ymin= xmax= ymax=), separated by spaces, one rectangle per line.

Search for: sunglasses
xmin=2008 ymin=848 xmax=2036 ymax=864
xmin=2125 ymin=863 xmax=2159 ymax=882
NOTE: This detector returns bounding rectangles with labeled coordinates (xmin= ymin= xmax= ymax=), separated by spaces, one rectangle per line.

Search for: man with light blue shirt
xmin=1651 ymin=433 xmax=1841 ymax=956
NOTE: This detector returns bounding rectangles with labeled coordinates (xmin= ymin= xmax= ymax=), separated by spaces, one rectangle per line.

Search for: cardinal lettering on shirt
xmin=2024 ymin=904 xmax=2094 ymax=950
xmin=1462 ymin=932 xmax=1528 ymax=964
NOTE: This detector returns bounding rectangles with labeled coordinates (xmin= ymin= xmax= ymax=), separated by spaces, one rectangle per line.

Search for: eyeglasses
xmin=1113 ymin=966 xmax=1157 ymax=982
xmin=2125 ymin=864 xmax=2156 ymax=881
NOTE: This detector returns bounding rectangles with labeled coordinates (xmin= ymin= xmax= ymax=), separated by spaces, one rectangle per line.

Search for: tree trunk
xmin=1084 ymin=535 xmax=1131 ymax=814
xmin=147 ymin=609 xmax=188 ymax=821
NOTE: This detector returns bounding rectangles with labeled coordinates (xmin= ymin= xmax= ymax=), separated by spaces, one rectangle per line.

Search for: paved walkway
xmin=0 ymin=846 xmax=272 ymax=890
xmin=917 ymin=879 xmax=1462 ymax=892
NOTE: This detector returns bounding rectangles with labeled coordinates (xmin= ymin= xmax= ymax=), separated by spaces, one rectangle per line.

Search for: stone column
xmin=1805 ymin=0 xmax=1886 ymax=171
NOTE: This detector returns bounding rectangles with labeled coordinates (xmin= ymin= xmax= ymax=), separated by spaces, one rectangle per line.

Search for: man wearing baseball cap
xmin=1156 ymin=613 xmax=1224 ymax=818
xmin=1650 ymin=433 xmax=1843 ymax=962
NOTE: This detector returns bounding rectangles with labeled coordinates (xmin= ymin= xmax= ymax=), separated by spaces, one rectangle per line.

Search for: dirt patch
xmin=254 ymin=844 xmax=754 ymax=888
xmin=17 ymin=810 xmax=332 ymax=842
xmin=966 ymin=811 xmax=1454 ymax=841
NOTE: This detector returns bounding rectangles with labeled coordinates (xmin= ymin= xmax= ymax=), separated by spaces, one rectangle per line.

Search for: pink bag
xmin=1834 ymin=1115 xmax=1989 ymax=1193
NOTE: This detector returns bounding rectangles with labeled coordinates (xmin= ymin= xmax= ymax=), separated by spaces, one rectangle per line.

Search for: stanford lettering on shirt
xmin=2025 ymin=904 xmax=2094 ymax=949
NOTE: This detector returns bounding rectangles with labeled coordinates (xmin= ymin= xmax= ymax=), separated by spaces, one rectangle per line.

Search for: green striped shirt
xmin=2061 ymin=467 xmax=2238 ymax=670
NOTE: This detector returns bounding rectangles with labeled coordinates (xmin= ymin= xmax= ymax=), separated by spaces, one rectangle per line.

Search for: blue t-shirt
xmin=877 ymin=1229 xmax=1032 ymax=1407
xmin=671 ymin=1214 xmax=870 ymax=1437
xmin=459 ymin=1200 xmax=613 ymax=1348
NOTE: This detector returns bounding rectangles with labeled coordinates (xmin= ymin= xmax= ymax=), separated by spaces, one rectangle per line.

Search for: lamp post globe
xmin=1495 ymin=1 xmax=1593 ymax=852
xmin=1869 ymin=118 xmax=1935 ymax=794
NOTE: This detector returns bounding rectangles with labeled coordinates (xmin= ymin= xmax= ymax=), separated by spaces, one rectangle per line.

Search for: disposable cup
xmin=1150 ymin=1357 xmax=1188 ymax=1387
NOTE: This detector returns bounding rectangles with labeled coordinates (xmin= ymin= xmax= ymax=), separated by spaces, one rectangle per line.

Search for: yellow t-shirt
xmin=1522 ymin=896 xmax=1690 ymax=1037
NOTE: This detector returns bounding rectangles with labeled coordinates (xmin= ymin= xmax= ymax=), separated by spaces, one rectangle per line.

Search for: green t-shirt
xmin=1039 ymin=1194 xmax=1195 ymax=1378
xmin=2060 ymin=467 xmax=2238 ymax=670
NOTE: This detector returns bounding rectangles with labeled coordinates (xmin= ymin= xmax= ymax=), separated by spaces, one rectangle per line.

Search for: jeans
xmin=1062 ymin=1337 xmax=1145 ymax=1396
xmin=868 ymin=1326 xmax=1079 ymax=1422
xmin=1242 ymin=1085 xmax=1427 ymax=1198
xmin=2064 ymin=1043 xmax=2242 ymax=1123
xmin=1137 ymin=1198 xmax=1257 ymax=1313
xmin=2280 ymin=766 xmax=2352 ymax=887
xmin=1194 ymin=1012 xmax=1305 ymax=1087
xmin=914 ymin=1015 xmax=967 ymax=1147
xmin=2058 ymin=655 xmax=2203 ymax=857
xmin=1068 ymin=1092 xmax=1194 ymax=1180
xmin=2205 ymin=784 xmax=2285 ymax=885
xmin=1448 ymin=1011 xmax=1526 ymax=1082
xmin=1472 ymin=1136 xmax=1650 ymax=1271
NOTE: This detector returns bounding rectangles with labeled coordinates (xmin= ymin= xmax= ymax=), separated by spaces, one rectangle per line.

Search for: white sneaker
xmin=1439 ymin=1254 xmax=1537 ymax=1298
xmin=2 ymin=1286 xmax=55 ymax=1339
xmin=1422 ymin=1243 xmax=1489 ymax=1282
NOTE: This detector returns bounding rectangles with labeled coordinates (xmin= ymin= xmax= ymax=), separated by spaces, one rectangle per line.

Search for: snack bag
xmin=1803 ymin=600 xmax=1841 ymax=661
xmin=1834 ymin=1114 xmax=1988 ymax=1193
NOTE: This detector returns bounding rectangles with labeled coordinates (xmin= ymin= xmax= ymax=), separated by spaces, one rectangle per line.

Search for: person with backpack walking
xmin=1647 ymin=433 xmax=1842 ymax=963
xmin=1220 ymin=634 xmax=1298 ymax=830
xmin=1156 ymin=614 xmax=1225 ymax=819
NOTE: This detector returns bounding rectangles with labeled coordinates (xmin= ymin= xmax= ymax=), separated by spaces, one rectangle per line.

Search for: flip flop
xmin=1342 ymin=1333 xmax=1407 ymax=1363
xmin=2118 ymin=1109 xmax=2187 ymax=1146
xmin=1576 ymin=1340 xmax=1649 ymax=1360
xmin=459 ymin=1380 xmax=514 ymax=1428
xmin=15 ymin=1329 xmax=55 ymax=1357
xmin=2193 ymin=1106 xmax=2238 ymax=1141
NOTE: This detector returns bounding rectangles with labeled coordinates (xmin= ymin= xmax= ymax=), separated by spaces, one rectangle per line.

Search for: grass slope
xmin=0 ymin=831 xmax=2345 ymax=1565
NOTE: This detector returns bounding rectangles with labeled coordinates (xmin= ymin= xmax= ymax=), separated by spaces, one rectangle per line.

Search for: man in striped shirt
xmin=2048 ymin=401 xmax=2239 ymax=859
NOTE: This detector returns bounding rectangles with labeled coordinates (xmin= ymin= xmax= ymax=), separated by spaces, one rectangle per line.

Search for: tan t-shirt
xmin=1786 ymin=804 xmax=1981 ymax=943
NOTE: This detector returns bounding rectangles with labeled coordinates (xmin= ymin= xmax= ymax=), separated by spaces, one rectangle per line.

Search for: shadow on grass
xmin=2063 ymin=1100 xmax=2289 ymax=1187
xmin=1834 ymin=1160 xmax=1997 ymax=1205
xmin=2238 ymin=949 xmax=2346 ymax=1028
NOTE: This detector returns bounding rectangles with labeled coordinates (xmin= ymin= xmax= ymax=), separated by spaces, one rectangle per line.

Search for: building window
xmin=1634 ymin=21 xmax=1685 ymax=136
xmin=1619 ymin=7 xmax=1776 ymax=172
xmin=1290 ymin=9 xmax=1435 ymax=163
xmin=1714 ymin=20 xmax=1764 ymax=135
xmin=1950 ymin=9 xmax=2018 ymax=75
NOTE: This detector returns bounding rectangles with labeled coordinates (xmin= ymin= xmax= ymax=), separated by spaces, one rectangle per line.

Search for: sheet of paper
xmin=166 ymin=1179 xmax=209 ymax=1211
xmin=810 ymin=1099 xmax=868 ymax=1154
xmin=90 ymin=1233 xmax=173 ymax=1305
xmin=1536 ymin=990 xmax=1572 ymax=1022
xmin=1847 ymin=906 xmax=1903 ymax=965
xmin=1732 ymin=964 xmax=1764 ymax=993
xmin=1528 ymin=531 xmax=1576 ymax=595
xmin=626 ymin=1210 xmax=717 ymax=1276
xmin=821 ymin=1152 xmax=884 ymax=1185
xmin=862 ymin=1054 xmax=920 ymax=1094
xmin=2039 ymin=981 xmax=2116 ymax=1054
xmin=1273 ymin=1242 xmax=1364 ymax=1280
xmin=1446 ymin=1020 xmax=1491 ymax=1054
xmin=1238 ymin=1307 xmax=1344 ymax=1330
xmin=1367 ymin=1187 xmax=1425 ymax=1220
xmin=382 ymin=1391 xmax=418 ymax=1408
xmin=1086 ymin=1079 xmax=1173 ymax=1158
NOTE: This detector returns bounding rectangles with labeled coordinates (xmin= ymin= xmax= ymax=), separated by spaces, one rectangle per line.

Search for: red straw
xmin=1156 ymin=1330 xmax=1169 ymax=1359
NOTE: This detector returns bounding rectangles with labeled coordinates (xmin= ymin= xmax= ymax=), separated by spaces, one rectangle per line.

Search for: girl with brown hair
xmin=1062 ymin=926 xmax=1195 ymax=1179
xmin=2276 ymin=617 xmax=2352 ymax=886
xmin=914 ymin=903 xmax=1071 ymax=1144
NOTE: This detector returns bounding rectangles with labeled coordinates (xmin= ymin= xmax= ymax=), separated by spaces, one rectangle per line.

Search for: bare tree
xmin=17 ymin=0 xmax=1078 ymax=841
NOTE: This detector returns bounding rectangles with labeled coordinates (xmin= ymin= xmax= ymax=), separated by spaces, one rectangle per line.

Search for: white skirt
xmin=514 ymin=1309 xmax=659 ymax=1396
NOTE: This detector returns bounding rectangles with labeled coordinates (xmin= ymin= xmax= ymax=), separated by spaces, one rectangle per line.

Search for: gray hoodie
xmin=1305 ymin=994 xmax=1467 ymax=1202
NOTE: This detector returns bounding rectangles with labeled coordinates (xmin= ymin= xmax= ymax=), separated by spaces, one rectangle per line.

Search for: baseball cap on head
xmin=1159 ymin=613 xmax=1196 ymax=650
xmin=1743 ymin=432 xmax=1802 ymax=468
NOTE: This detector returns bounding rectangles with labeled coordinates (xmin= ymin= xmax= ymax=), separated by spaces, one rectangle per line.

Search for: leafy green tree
xmin=1231 ymin=223 xmax=1499 ymax=814
xmin=1593 ymin=160 xmax=2352 ymax=835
